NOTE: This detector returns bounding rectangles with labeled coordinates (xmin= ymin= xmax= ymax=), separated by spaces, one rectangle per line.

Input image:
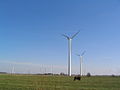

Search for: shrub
xmin=87 ymin=72 xmax=91 ymax=77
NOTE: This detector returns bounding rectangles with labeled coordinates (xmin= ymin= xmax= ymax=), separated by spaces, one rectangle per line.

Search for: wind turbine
xmin=11 ymin=66 xmax=15 ymax=74
xmin=51 ymin=65 xmax=53 ymax=75
xmin=76 ymin=51 xmax=86 ymax=76
xmin=62 ymin=31 xmax=80 ymax=76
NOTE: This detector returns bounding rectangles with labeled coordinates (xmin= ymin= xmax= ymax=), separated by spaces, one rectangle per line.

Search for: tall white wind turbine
xmin=77 ymin=51 xmax=86 ymax=76
xmin=63 ymin=31 xmax=80 ymax=76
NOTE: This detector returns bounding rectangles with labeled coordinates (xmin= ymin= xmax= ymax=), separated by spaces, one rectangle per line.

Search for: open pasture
xmin=0 ymin=74 xmax=120 ymax=90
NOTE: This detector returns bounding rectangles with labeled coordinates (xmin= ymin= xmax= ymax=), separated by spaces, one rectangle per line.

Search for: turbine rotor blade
xmin=71 ymin=31 xmax=80 ymax=39
xmin=76 ymin=54 xmax=80 ymax=56
xmin=62 ymin=34 xmax=69 ymax=39
xmin=81 ymin=51 xmax=86 ymax=56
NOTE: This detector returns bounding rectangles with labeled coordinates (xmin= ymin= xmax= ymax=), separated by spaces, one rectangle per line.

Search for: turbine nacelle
xmin=76 ymin=51 xmax=86 ymax=57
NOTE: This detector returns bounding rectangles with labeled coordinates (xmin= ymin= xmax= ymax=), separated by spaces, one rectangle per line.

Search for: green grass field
xmin=0 ymin=74 xmax=120 ymax=90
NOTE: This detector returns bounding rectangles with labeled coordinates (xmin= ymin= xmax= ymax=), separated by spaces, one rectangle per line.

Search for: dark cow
xmin=74 ymin=76 xmax=81 ymax=81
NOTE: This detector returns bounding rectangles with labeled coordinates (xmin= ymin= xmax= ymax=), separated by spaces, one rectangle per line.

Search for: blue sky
xmin=0 ymin=0 xmax=120 ymax=75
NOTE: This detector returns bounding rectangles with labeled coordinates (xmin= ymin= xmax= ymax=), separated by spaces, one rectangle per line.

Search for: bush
xmin=60 ymin=72 xmax=65 ymax=76
xmin=111 ymin=74 xmax=115 ymax=77
xmin=87 ymin=72 xmax=91 ymax=77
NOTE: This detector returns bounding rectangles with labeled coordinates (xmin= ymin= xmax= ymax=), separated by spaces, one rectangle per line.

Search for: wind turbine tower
xmin=11 ymin=66 xmax=15 ymax=74
xmin=63 ymin=31 xmax=80 ymax=76
xmin=77 ymin=51 xmax=86 ymax=76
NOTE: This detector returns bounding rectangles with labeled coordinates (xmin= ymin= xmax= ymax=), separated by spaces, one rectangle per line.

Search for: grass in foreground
xmin=0 ymin=74 xmax=120 ymax=90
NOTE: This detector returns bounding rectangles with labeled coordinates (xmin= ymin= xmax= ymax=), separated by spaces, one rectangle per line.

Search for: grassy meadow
xmin=0 ymin=74 xmax=120 ymax=90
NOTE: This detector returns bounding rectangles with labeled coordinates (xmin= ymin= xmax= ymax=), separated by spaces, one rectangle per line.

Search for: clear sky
xmin=0 ymin=0 xmax=120 ymax=75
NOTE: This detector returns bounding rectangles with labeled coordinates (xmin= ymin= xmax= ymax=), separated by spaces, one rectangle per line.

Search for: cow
xmin=74 ymin=76 xmax=81 ymax=81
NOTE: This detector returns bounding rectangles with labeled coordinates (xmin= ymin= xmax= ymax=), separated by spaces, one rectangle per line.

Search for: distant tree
xmin=60 ymin=72 xmax=65 ymax=76
xmin=0 ymin=72 xmax=7 ymax=74
xmin=87 ymin=72 xmax=91 ymax=77
xmin=111 ymin=74 xmax=115 ymax=77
